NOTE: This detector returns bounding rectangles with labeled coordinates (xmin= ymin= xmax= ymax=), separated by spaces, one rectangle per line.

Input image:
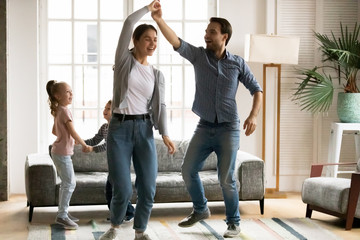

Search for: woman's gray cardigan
xmin=112 ymin=6 xmax=168 ymax=136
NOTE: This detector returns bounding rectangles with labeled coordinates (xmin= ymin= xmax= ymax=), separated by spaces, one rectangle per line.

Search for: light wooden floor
xmin=1 ymin=193 xmax=359 ymax=240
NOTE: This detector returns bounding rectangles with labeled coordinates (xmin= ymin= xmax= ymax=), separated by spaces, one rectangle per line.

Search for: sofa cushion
xmin=70 ymin=139 xmax=217 ymax=173
xmin=155 ymin=138 xmax=217 ymax=172
xmin=72 ymin=145 xmax=108 ymax=172
xmin=154 ymin=170 xmax=225 ymax=202
xmin=58 ymin=172 xmax=109 ymax=205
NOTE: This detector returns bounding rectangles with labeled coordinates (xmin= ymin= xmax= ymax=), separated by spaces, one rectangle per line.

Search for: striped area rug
xmin=28 ymin=218 xmax=342 ymax=240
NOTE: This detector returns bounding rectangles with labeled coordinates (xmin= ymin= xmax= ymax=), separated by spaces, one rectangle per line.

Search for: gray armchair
xmin=301 ymin=160 xmax=360 ymax=230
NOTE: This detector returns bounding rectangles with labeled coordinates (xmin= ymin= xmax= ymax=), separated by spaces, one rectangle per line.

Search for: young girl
xmin=99 ymin=1 xmax=175 ymax=240
xmin=84 ymin=100 xmax=135 ymax=222
xmin=46 ymin=80 xmax=90 ymax=230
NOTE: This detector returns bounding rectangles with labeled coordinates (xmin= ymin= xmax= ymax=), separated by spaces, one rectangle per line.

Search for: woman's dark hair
xmin=132 ymin=24 xmax=157 ymax=41
xmin=209 ymin=17 xmax=232 ymax=46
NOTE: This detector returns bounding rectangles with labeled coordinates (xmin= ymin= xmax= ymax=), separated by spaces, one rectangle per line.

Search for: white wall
xmin=219 ymin=0 xmax=266 ymax=158
xmin=7 ymin=0 xmax=39 ymax=194
xmin=7 ymin=0 xmax=267 ymax=194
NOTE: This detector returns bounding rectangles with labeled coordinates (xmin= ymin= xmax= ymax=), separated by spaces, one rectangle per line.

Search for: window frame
xmin=40 ymin=0 xmax=217 ymax=149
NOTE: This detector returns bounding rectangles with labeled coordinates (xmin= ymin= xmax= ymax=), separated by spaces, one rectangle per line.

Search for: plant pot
xmin=337 ymin=92 xmax=360 ymax=123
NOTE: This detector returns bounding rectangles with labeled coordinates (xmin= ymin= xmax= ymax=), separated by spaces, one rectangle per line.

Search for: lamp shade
xmin=244 ymin=34 xmax=300 ymax=65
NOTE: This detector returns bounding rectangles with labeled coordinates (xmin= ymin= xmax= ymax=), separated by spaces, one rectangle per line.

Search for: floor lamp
xmin=244 ymin=34 xmax=300 ymax=195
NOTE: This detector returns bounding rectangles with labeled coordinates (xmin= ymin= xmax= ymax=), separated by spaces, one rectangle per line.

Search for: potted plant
xmin=293 ymin=22 xmax=360 ymax=122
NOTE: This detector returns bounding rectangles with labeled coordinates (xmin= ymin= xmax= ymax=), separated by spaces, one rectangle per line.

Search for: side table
xmin=327 ymin=122 xmax=360 ymax=177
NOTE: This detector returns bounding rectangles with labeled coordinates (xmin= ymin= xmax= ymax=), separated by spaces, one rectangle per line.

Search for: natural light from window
xmin=46 ymin=0 xmax=216 ymax=143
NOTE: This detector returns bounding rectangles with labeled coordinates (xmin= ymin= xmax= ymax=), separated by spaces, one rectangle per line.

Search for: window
xmin=44 ymin=0 xmax=217 ymax=144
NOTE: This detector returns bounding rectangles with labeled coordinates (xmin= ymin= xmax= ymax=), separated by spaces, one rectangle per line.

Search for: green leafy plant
xmin=293 ymin=22 xmax=360 ymax=113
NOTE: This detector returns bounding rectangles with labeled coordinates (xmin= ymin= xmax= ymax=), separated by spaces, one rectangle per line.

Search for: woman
xmin=99 ymin=1 xmax=175 ymax=240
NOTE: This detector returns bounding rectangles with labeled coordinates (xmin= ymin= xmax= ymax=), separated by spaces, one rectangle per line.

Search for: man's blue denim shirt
xmin=176 ymin=38 xmax=263 ymax=123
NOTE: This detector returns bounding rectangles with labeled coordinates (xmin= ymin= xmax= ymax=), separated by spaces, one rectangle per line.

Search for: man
xmin=152 ymin=2 xmax=262 ymax=238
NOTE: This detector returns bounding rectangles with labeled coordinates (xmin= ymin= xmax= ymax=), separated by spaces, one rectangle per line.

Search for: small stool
xmin=327 ymin=122 xmax=360 ymax=177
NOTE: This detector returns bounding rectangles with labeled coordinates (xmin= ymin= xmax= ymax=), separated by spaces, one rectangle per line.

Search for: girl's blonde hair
xmin=46 ymin=80 xmax=64 ymax=117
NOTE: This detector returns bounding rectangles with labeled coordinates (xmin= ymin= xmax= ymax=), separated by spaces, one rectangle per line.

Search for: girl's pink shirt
xmin=51 ymin=105 xmax=74 ymax=156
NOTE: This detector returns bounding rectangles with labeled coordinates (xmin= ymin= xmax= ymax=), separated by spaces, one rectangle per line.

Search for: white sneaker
xmin=223 ymin=223 xmax=241 ymax=238
xmin=68 ymin=213 xmax=79 ymax=222
xmin=123 ymin=215 xmax=134 ymax=223
xmin=134 ymin=233 xmax=151 ymax=240
xmin=55 ymin=217 xmax=78 ymax=230
xmin=99 ymin=228 xmax=119 ymax=240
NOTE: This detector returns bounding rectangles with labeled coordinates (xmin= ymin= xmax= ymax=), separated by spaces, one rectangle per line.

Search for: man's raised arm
xmin=151 ymin=3 xmax=181 ymax=49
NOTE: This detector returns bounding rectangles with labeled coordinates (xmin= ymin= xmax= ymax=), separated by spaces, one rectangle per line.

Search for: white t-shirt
xmin=114 ymin=60 xmax=155 ymax=115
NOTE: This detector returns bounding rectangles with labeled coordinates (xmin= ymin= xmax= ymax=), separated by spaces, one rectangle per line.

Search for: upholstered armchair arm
xmin=346 ymin=172 xmax=360 ymax=230
xmin=25 ymin=153 xmax=58 ymax=207
xmin=309 ymin=162 xmax=358 ymax=177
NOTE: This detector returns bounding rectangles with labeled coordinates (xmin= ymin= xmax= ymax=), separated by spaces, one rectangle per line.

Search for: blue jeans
xmin=107 ymin=117 xmax=157 ymax=231
xmin=105 ymin=177 xmax=135 ymax=218
xmin=51 ymin=153 xmax=76 ymax=219
xmin=182 ymin=119 xmax=240 ymax=225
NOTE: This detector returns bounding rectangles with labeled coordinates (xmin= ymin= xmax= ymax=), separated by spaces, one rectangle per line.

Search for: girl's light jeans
xmin=107 ymin=117 xmax=157 ymax=232
xmin=182 ymin=119 xmax=241 ymax=225
xmin=51 ymin=153 xmax=76 ymax=219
